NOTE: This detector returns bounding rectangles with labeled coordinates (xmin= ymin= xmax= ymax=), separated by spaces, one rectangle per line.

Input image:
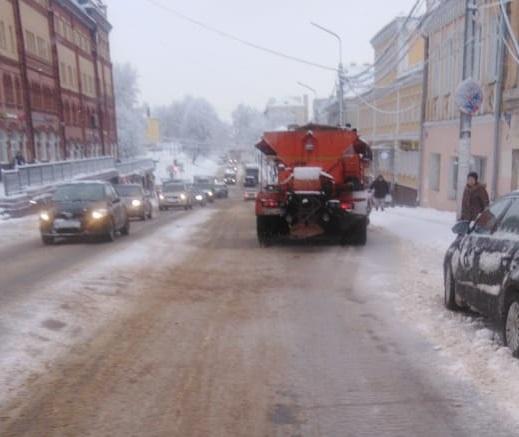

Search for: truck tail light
xmin=340 ymin=201 xmax=354 ymax=211
xmin=261 ymin=199 xmax=279 ymax=208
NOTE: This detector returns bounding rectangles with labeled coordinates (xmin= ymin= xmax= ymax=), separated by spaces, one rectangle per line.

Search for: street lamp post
xmin=311 ymin=22 xmax=344 ymax=127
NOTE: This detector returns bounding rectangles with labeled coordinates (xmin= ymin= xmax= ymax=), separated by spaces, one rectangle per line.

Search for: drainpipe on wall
xmin=418 ymin=35 xmax=430 ymax=206
xmin=491 ymin=10 xmax=507 ymax=200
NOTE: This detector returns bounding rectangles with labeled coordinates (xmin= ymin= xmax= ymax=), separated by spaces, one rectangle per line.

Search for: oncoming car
xmin=115 ymin=184 xmax=153 ymax=220
xmin=39 ymin=181 xmax=130 ymax=244
xmin=445 ymin=192 xmax=519 ymax=357
xmin=159 ymin=183 xmax=193 ymax=210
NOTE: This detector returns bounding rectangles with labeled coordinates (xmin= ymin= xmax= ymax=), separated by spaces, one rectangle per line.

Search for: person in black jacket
xmin=370 ymin=175 xmax=390 ymax=211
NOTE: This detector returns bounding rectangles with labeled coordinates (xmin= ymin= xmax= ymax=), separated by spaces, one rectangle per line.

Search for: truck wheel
xmin=257 ymin=216 xmax=272 ymax=247
xmin=346 ymin=219 xmax=367 ymax=246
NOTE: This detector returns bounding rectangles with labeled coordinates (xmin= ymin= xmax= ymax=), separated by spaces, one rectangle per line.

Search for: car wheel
xmin=141 ymin=211 xmax=147 ymax=221
xmin=41 ymin=235 xmax=54 ymax=245
xmin=121 ymin=218 xmax=130 ymax=236
xmin=444 ymin=264 xmax=460 ymax=311
xmin=105 ymin=220 xmax=116 ymax=242
xmin=505 ymin=295 xmax=519 ymax=357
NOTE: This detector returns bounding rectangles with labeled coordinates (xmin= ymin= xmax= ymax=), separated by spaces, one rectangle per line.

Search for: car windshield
xmin=54 ymin=184 xmax=105 ymax=202
xmin=195 ymin=183 xmax=212 ymax=190
xmin=116 ymin=185 xmax=141 ymax=196
xmin=163 ymin=184 xmax=184 ymax=192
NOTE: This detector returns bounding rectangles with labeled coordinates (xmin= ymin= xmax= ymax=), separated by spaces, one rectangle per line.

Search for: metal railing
xmin=116 ymin=158 xmax=155 ymax=176
xmin=2 ymin=156 xmax=155 ymax=197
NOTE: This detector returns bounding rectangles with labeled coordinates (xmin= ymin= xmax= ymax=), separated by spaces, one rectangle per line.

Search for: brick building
xmin=0 ymin=0 xmax=117 ymax=168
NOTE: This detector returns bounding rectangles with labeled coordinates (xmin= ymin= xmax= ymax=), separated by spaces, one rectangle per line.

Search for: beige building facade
xmin=421 ymin=0 xmax=511 ymax=211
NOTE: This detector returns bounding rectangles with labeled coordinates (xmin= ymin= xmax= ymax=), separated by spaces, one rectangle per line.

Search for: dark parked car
xmin=444 ymin=193 xmax=519 ymax=357
xmin=115 ymin=184 xmax=153 ymax=220
xmin=39 ymin=181 xmax=129 ymax=244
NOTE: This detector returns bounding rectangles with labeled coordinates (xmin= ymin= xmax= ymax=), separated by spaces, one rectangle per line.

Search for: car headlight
xmin=195 ymin=195 xmax=203 ymax=201
xmin=132 ymin=199 xmax=142 ymax=207
xmin=40 ymin=211 xmax=51 ymax=222
xmin=180 ymin=193 xmax=187 ymax=200
xmin=208 ymin=191 xmax=213 ymax=197
xmin=92 ymin=209 xmax=108 ymax=220
xmin=159 ymin=194 xmax=165 ymax=200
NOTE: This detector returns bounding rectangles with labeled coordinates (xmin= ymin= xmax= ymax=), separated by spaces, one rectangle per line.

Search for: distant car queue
xmin=38 ymin=174 xmax=233 ymax=245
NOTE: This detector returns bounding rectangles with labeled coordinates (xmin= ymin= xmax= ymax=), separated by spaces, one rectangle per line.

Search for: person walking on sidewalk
xmin=370 ymin=175 xmax=390 ymax=211
xmin=461 ymin=172 xmax=489 ymax=222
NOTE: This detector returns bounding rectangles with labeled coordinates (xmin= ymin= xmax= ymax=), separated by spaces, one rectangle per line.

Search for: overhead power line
xmin=143 ymin=0 xmax=337 ymax=73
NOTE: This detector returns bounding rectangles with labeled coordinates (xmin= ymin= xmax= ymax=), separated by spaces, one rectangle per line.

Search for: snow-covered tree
xmin=231 ymin=104 xmax=266 ymax=149
xmin=114 ymin=63 xmax=146 ymax=158
xmin=155 ymin=96 xmax=231 ymax=163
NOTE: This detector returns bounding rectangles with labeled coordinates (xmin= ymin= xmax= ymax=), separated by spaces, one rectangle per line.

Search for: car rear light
xmin=340 ymin=201 xmax=354 ymax=211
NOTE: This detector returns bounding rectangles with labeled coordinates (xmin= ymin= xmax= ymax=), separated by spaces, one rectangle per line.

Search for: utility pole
xmin=491 ymin=6 xmax=507 ymax=200
xmin=456 ymin=0 xmax=477 ymax=217
xmin=311 ymin=22 xmax=344 ymax=126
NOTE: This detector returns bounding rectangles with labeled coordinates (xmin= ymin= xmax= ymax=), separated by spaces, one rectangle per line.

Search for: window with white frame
xmin=449 ymin=157 xmax=459 ymax=200
xmin=429 ymin=153 xmax=441 ymax=192
xmin=471 ymin=155 xmax=487 ymax=183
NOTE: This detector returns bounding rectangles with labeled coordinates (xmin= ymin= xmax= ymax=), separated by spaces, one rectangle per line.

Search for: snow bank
xmin=0 ymin=214 xmax=38 ymax=247
xmin=0 ymin=209 xmax=216 ymax=406
xmin=370 ymin=206 xmax=456 ymax=252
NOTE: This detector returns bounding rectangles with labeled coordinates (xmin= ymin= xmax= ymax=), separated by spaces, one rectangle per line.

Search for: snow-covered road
xmin=1 ymin=201 xmax=519 ymax=435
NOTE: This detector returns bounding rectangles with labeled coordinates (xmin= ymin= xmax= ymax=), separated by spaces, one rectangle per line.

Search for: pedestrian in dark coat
xmin=370 ymin=175 xmax=390 ymax=211
xmin=461 ymin=172 xmax=489 ymax=221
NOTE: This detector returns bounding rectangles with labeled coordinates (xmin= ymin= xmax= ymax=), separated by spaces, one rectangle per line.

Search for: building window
xmin=14 ymin=78 xmax=21 ymax=106
xmin=3 ymin=74 xmax=15 ymax=106
xmin=473 ymin=22 xmax=482 ymax=82
xmin=36 ymin=37 xmax=48 ymax=60
xmin=471 ymin=155 xmax=487 ymax=183
xmin=448 ymin=157 xmax=459 ymax=200
xmin=25 ymin=31 xmax=36 ymax=54
xmin=67 ymin=66 xmax=73 ymax=87
xmin=429 ymin=153 xmax=441 ymax=192
xmin=0 ymin=21 xmax=7 ymax=50
xmin=9 ymin=26 xmax=15 ymax=54
xmin=486 ymin=14 xmax=500 ymax=83
xmin=60 ymin=62 xmax=66 ymax=85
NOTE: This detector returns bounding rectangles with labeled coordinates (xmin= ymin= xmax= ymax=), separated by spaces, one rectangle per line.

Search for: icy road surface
xmin=0 ymin=197 xmax=518 ymax=436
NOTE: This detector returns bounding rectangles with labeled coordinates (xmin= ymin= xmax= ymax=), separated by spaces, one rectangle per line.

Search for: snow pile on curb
xmin=0 ymin=209 xmax=215 ymax=406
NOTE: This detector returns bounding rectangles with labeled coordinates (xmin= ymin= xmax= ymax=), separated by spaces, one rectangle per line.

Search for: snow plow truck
xmin=255 ymin=124 xmax=372 ymax=246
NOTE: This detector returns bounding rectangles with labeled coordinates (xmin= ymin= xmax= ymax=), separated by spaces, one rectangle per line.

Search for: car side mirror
xmin=112 ymin=197 xmax=120 ymax=204
xmin=452 ymin=220 xmax=470 ymax=236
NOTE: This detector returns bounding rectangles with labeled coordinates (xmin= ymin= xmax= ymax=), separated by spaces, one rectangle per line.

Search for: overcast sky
xmin=106 ymin=0 xmax=418 ymax=120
